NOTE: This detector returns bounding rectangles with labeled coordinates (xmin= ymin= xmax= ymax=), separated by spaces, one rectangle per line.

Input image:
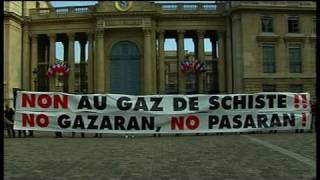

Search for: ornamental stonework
xmin=104 ymin=18 xmax=142 ymax=27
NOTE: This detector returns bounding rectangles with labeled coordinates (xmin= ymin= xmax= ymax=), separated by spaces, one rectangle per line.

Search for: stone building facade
xmin=3 ymin=1 xmax=316 ymax=106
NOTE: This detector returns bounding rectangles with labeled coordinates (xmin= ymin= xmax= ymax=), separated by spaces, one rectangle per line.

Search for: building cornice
xmin=243 ymin=75 xmax=316 ymax=79
xmin=283 ymin=33 xmax=307 ymax=46
xmin=309 ymin=34 xmax=316 ymax=41
xmin=28 ymin=11 xmax=224 ymax=24
xmin=256 ymin=33 xmax=280 ymax=43
xmin=29 ymin=16 xmax=95 ymax=24
xmin=229 ymin=6 xmax=316 ymax=13
xmin=4 ymin=11 xmax=24 ymax=23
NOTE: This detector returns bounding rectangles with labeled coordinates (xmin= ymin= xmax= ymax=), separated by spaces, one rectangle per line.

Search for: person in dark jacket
xmin=4 ymin=115 xmax=14 ymax=138
xmin=4 ymin=105 xmax=27 ymax=137
xmin=4 ymin=105 xmax=16 ymax=138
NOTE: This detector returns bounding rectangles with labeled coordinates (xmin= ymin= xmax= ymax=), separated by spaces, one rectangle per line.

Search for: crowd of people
xmin=3 ymin=98 xmax=317 ymax=138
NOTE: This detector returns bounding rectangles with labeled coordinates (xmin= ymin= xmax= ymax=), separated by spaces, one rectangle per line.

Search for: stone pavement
xmin=4 ymin=132 xmax=316 ymax=180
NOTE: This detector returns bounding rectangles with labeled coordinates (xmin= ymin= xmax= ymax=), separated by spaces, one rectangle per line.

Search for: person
xmin=4 ymin=105 xmax=16 ymax=138
xmin=124 ymin=134 xmax=134 ymax=138
xmin=269 ymin=130 xmax=277 ymax=134
xmin=55 ymin=131 xmax=63 ymax=138
xmin=4 ymin=105 xmax=27 ymax=138
xmin=94 ymin=133 xmax=102 ymax=138
xmin=153 ymin=126 xmax=161 ymax=137
xmin=18 ymin=129 xmax=27 ymax=138
xmin=72 ymin=132 xmax=85 ymax=138
xmin=27 ymin=130 xmax=34 ymax=137
xmin=4 ymin=114 xmax=15 ymax=138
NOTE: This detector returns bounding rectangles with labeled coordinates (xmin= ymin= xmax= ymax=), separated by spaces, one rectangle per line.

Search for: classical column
xmin=23 ymin=27 xmax=30 ymax=90
xmin=31 ymin=35 xmax=38 ymax=91
xmin=67 ymin=33 xmax=75 ymax=93
xmin=210 ymin=33 xmax=220 ymax=93
xmin=232 ymin=14 xmax=243 ymax=93
xmin=197 ymin=30 xmax=205 ymax=93
xmin=48 ymin=34 xmax=56 ymax=92
xmin=151 ymin=30 xmax=157 ymax=93
xmin=226 ymin=18 xmax=233 ymax=93
xmin=80 ymin=40 xmax=86 ymax=62
xmin=217 ymin=31 xmax=226 ymax=93
xmin=158 ymin=30 xmax=165 ymax=94
xmin=211 ymin=34 xmax=217 ymax=59
xmin=87 ymin=33 xmax=94 ymax=93
xmin=62 ymin=40 xmax=69 ymax=92
xmin=193 ymin=37 xmax=198 ymax=58
xmin=177 ymin=30 xmax=185 ymax=94
xmin=63 ymin=40 xmax=68 ymax=61
xmin=197 ymin=30 xmax=205 ymax=60
xmin=80 ymin=37 xmax=87 ymax=92
xmin=95 ymin=29 xmax=105 ymax=93
xmin=144 ymin=28 xmax=153 ymax=94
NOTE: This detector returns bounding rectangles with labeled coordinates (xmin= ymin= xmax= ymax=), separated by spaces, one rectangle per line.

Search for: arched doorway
xmin=110 ymin=41 xmax=141 ymax=94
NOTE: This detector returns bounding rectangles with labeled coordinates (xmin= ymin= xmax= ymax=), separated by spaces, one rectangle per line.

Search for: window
xmin=289 ymin=45 xmax=302 ymax=73
xmin=289 ymin=84 xmax=303 ymax=93
xmin=261 ymin=16 xmax=273 ymax=32
xmin=262 ymin=44 xmax=276 ymax=73
xmin=262 ymin=85 xmax=276 ymax=92
xmin=288 ymin=16 xmax=299 ymax=33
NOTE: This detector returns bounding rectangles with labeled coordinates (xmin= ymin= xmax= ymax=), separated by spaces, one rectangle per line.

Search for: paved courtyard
xmin=4 ymin=131 xmax=316 ymax=180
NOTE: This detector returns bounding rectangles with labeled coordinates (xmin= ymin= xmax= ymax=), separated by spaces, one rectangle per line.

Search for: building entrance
xmin=110 ymin=41 xmax=141 ymax=95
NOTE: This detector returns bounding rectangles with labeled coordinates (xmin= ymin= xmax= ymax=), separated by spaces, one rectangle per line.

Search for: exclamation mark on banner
xmin=301 ymin=112 xmax=307 ymax=127
xmin=294 ymin=94 xmax=300 ymax=108
xmin=301 ymin=94 xmax=308 ymax=108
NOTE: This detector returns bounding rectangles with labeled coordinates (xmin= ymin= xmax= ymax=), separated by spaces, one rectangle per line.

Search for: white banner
xmin=14 ymin=91 xmax=311 ymax=133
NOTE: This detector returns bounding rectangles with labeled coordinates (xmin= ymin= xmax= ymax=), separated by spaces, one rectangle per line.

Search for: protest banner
xmin=14 ymin=91 xmax=311 ymax=133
